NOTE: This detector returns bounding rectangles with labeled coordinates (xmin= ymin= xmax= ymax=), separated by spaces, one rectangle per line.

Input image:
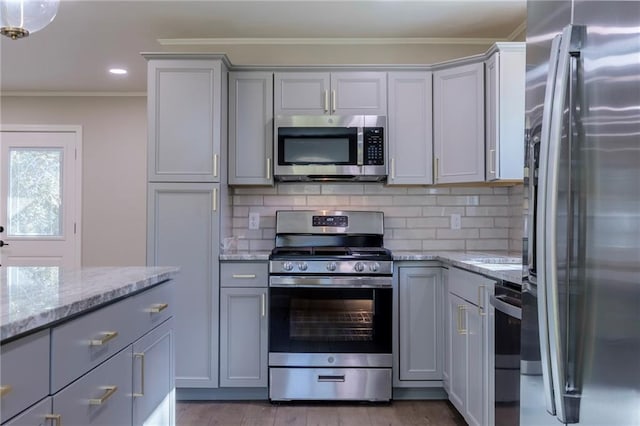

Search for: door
xmin=0 ymin=126 xmax=81 ymax=268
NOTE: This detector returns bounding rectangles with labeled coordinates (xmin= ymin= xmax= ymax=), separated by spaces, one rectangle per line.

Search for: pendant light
xmin=0 ymin=0 xmax=59 ymax=40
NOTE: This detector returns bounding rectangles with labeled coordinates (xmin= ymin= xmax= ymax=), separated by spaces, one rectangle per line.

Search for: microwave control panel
xmin=363 ymin=127 xmax=385 ymax=165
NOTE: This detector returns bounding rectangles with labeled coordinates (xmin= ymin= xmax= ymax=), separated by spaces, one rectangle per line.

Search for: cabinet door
xmin=485 ymin=45 xmax=526 ymax=181
xmin=219 ymin=288 xmax=268 ymax=387
xmin=447 ymin=293 xmax=467 ymax=414
xmin=3 ymin=396 xmax=51 ymax=426
xmin=442 ymin=268 xmax=450 ymax=392
xmin=229 ymin=72 xmax=274 ymax=185
xmin=274 ymin=72 xmax=330 ymax=115
xmin=433 ymin=62 xmax=485 ymax=183
xmin=387 ymin=72 xmax=433 ymax=185
xmin=330 ymin=72 xmax=387 ymax=115
xmin=148 ymin=59 xmax=223 ymax=182
xmin=52 ymin=347 xmax=133 ymax=426
xmin=398 ymin=267 xmax=442 ymax=381
xmin=464 ymin=303 xmax=485 ymax=426
xmin=133 ymin=318 xmax=174 ymax=426
xmin=485 ymin=53 xmax=499 ymax=181
xmin=147 ymin=183 xmax=220 ymax=388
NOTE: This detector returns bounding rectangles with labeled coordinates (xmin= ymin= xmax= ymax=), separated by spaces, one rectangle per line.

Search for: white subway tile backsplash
xmin=230 ymin=184 xmax=524 ymax=255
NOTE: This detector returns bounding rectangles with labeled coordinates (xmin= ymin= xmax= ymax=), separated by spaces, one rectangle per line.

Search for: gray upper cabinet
xmin=433 ymin=62 xmax=485 ymax=184
xmin=147 ymin=182 xmax=220 ymax=388
xmin=147 ymin=59 xmax=226 ymax=182
xmin=274 ymin=72 xmax=387 ymax=116
xmin=485 ymin=43 xmax=526 ymax=181
xmin=387 ymin=72 xmax=433 ymax=185
xmin=228 ymin=72 xmax=274 ymax=185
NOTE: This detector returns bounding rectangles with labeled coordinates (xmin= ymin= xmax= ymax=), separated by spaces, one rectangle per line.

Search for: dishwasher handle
xmin=490 ymin=294 xmax=522 ymax=320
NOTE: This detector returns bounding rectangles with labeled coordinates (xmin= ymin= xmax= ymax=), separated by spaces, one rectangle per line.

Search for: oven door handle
xmin=489 ymin=295 xmax=522 ymax=320
xmin=269 ymin=275 xmax=392 ymax=288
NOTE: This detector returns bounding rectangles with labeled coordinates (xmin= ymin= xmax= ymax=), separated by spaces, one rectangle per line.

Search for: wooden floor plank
xmin=177 ymin=399 xmax=465 ymax=426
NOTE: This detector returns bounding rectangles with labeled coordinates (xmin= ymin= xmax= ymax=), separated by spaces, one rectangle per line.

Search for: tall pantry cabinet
xmin=145 ymin=55 xmax=231 ymax=389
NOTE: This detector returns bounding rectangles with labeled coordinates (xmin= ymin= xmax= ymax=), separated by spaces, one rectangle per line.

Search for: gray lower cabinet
xmin=147 ymin=182 xmax=220 ymax=388
xmin=228 ymin=72 xmax=274 ymax=185
xmin=219 ymin=261 xmax=268 ymax=388
xmin=394 ymin=265 xmax=444 ymax=387
xmin=446 ymin=267 xmax=495 ymax=426
xmin=387 ymin=72 xmax=434 ymax=185
xmin=52 ymin=346 xmax=133 ymax=426
xmin=3 ymin=397 xmax=51 ymax=426
xmin=133 ymin=318 xmax=175 ymax=426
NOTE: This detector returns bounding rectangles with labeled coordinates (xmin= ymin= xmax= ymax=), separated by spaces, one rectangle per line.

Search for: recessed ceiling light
xmin=109 ymin=68 xmax=128 ymax=75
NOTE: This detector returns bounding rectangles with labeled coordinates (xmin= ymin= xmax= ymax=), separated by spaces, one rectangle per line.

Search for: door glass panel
xmin=8 ymin=148 xmax=63 ymax=236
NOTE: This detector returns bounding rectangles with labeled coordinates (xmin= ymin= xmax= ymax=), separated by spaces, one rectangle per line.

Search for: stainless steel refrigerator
xmin=522 ymin=0 xmax=640 ymax=425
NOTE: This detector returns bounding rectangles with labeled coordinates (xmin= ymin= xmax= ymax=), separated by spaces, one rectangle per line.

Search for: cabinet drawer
xmin=221 ymin=262 xmax=268 ymax=287
xmin=3 ymin=396 xmax=51 ymax=426
xmin=50 ymin=297 xmax=136 ymax=393
xmin=0 ymin=330 xmax=50 ymax=423
xmin=448 ymin=267 xmax=495 ymax=305
xmin=131 ymin=280 xmax=175 ymax=337
xmin=52 ymin=346 xmax=133 ymax=426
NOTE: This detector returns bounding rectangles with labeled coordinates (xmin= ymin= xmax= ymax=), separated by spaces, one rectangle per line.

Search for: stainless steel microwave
xmin=274 ymin=115 xmax=386 ymax=182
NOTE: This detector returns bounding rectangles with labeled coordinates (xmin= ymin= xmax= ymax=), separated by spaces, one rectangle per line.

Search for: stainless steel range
xmin=268 ymin=210 xmax=393 ymax=402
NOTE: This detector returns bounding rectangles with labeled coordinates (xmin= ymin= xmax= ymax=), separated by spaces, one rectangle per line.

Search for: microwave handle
xmin=357 ymin=127 xmax=364 ymax=166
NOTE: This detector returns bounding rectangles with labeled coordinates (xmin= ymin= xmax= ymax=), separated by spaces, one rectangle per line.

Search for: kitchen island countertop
xmin=0 ymin=266 xmax=179 ymax=342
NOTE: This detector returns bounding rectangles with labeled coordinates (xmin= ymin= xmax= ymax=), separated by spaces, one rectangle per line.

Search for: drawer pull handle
xmin=90 ymin=331 xmax=118 ymax=346
xmin=89 ymin=386 xmax=118 ymax=405
xmin=318 ymin=375 xmax=345 ymax=382
xmin=149 ymin=303 xmax=169 ymax=313
xmin=45 ymin=414 xmax=62 ymax=426
xmin=232 ymin=274 xmax=256 ymax=279
xmin=133 ymin=352 xmax=145 ymax=397
xmin=0 ymin=385 xmax=12 ymax=397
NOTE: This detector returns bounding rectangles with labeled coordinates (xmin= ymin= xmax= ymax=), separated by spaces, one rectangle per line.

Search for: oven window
xmin=270 ymin=287 xmax=392 ymax=354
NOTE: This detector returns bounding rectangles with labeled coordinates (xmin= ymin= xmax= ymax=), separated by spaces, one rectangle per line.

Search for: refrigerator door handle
xmin=536 ymin=30 xmax=563 ymax=418
xmin=545 ymin=23 xmax=584 ymax=425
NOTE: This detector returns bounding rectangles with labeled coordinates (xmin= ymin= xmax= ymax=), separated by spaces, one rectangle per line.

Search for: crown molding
xmin=157 ymin=36 xmax=506 ymax=46
xmin=507 ymin=20 xmax=527 ymax=41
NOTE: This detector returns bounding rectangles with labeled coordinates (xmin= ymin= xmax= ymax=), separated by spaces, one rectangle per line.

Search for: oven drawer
xmin=269 ymin=367 xmax=391 ymax=401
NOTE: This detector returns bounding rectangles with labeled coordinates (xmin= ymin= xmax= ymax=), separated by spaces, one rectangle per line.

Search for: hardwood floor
xmin=176 ymin=400 xmax=467 ymax=426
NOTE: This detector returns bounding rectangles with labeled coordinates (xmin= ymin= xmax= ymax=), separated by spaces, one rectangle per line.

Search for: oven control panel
xmin=312 ymin=215 xmax=348 ymax=227
xmin=269 ymin=259 xmax=393 ymax=275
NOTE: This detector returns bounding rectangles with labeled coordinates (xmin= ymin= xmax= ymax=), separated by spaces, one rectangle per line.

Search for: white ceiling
xmin=0 ymin=0 xmax=526 ymax=93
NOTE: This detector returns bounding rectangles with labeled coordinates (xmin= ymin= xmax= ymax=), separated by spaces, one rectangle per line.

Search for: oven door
xmin=269 ymin=283 xmax=392 ymax=368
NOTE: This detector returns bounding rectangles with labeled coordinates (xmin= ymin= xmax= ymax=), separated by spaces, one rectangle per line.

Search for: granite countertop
xmin=221 ymin=250 xmax=523 ymax=284
xmin=0 ymin=266 xmax=179 ymax=342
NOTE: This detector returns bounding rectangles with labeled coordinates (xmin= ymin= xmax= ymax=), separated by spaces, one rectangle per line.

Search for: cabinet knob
xmin=0 ymin=240 xmax=8 ymax=247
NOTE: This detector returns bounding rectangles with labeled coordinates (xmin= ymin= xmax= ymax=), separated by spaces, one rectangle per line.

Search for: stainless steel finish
xmin=275 ymin=210 xmax=384 ymax=235
xmin=490 ymin=295 xmax=522 ymax=320
xmin=274 ymin=115 xmax=387 ymax=181
xmin=269 ymin=367 xmax=392 ymax=401
xmin=523 ymin=1 xmax=640 ymax=424
xmin=269 ymin=275 xmax=392 ymax=288
xmin=269 ymin=260 xmax=392 ymax=275
xmin=269 ymin=352 xmax=392 ymax=368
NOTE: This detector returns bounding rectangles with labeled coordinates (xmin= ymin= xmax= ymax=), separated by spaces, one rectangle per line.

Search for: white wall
xmin=0 ymin=96 xmax=147 ymax=266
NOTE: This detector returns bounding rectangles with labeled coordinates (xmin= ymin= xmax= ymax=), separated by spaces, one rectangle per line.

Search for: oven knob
xmin=326 ymin=262 xmax=337 ymax=272
xmin=369 ymin=262 xmax=380 ymax=272
xmin=283 ymin=261 xmax=294 ymax=271
xmin=354 ymin=262 xmax=365 ymax=272
xmin=297 ymin=262 xmax=308 ymax=271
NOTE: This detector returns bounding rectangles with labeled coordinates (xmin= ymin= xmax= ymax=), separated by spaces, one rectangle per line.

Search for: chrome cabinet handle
xmin=232 ymin=274 xmax=256 ymax=279
xmin=89 ymin=331 xmax=118 ymax=346
xmin=133 ymin=353 xmax=145 ymax=397
xmin=261 ymin=293 xmax=266 ymax=317
xmin=212 ymin=187 xmax=218 ymax=212
xmin=390 ymin=158 xmax=395 ymax=180
xmin=45 ymin=414 xmax=62 ymax=426
xmin=478 ymin=285 xmax=486 ymax=316
xmin=0 ymin=385 xmax=11 ymax=397
xmin=489 ymin=149 xmax=496 ymax=174
xmin=148 ymin=303 xmax=168 ymax=313
xmin=213 ymin=154 xmax=219 ymax=178
xmin=89 ymin=386 xmax=118 ymax=405
xmin=331 ymin=89 xmax=336 ymax=113
xmin=323 ymin=90 xmax=329 ymax=112
xmin=435 ymin=158 xmax=439 ymax=182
